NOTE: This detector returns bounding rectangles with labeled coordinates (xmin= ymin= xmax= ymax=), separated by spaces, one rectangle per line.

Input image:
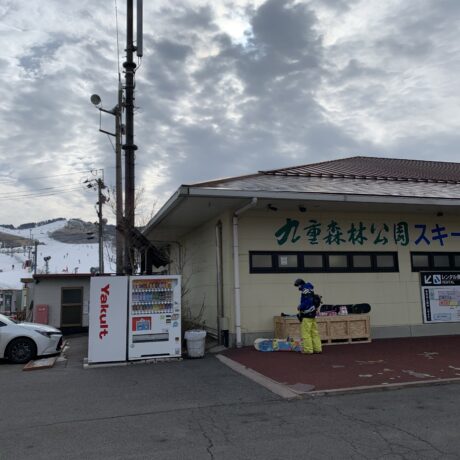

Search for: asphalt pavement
xmin=2 ymin=334 xmax=460 ymax=459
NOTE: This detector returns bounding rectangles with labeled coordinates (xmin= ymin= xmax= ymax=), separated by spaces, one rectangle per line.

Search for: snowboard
xmin=281 ymin=303 xmax=371 ymax=319
xmin=254 ymin=337 xmax=302 ymax=352
xmin=320 ymin=303 xmax=371 ymax=315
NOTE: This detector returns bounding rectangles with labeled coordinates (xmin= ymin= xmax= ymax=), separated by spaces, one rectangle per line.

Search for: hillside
xmin=0 ymin=231 xmax=31 ymax=248
xmin=0 ymin=219 xmax=115 ymax=289
xmin=50 ymin=219 xmax=116 ymax=244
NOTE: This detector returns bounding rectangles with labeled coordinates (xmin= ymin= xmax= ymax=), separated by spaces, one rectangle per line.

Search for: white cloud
xmin=0 ymin=0 xmax=459 ymax=226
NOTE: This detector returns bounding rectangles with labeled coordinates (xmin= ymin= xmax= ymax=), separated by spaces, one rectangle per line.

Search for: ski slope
xmin=0 ymin=220 xmax=114 ymax=289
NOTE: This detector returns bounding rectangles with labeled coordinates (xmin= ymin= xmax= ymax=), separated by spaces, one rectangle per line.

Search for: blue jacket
xmin=298 ymin=282 xmax=317 ymax=318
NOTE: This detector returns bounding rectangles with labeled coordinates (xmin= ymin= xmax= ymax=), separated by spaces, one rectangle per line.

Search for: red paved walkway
xmin=221 ymin=335 xmax=460 ymax=392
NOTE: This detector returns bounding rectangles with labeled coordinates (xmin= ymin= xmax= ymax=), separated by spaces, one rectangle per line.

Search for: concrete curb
xmin=216 ymin=354 xmax=304 ymax=399
xmin=82 ymin=356 xmax=182 ymax=369
xmin=307 ymin=377 xmax=460 ymax=397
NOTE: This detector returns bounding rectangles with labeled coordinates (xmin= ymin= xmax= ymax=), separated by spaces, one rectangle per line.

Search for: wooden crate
xmin=273 ymin=315 xmax=371 ymax=345
xmin=274 ymin=316 xmax=300 ymax=338
xmin=321 ymin=315 xmax=371 ymax=344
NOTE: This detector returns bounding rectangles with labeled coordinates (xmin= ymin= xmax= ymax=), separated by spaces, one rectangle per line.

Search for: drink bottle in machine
xmin=128 ymin=275 xmax=181 ymax=360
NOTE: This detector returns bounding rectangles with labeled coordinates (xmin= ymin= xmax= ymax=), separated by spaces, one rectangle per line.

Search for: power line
xmin=0 ymin=186 xmax=86 ymax=201
xmin=115 ymin=0 xmax=121 ymax=75
xmin=0 ymin=168 xmax=114 ymax=184
xmin=0 ymin=183 xmax=86 ymax=198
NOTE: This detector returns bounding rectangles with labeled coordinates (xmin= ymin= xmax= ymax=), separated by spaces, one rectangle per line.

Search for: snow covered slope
xmin=0 ymin=220 xmax=114 ymax=289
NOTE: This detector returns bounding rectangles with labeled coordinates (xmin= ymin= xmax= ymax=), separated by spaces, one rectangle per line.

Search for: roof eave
xmin=143 ymin=186 xmax=460 ymax=234
xmin=186 ymin=187 xmax=460 ymax=206
xmin=143 ymin=186 xmax=189 ymax=236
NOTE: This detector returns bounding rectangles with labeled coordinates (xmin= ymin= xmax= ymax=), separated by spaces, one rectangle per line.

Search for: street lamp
xmin=91 ymin=86 xmax=124 ymax=275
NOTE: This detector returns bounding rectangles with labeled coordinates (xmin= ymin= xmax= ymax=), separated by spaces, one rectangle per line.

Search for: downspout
xmin=215 ymin=221 xmax=224 ymax=345
xmin=233 ymin=198 xmax=258 ymax=348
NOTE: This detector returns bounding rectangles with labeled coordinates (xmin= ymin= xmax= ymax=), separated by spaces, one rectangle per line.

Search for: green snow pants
xmin=300 ymin=318 xmax=322 ymax=354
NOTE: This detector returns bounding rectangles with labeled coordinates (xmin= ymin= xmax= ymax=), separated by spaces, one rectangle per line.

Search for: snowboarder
xmin=294 ymin=279 xmax=322 ymax=354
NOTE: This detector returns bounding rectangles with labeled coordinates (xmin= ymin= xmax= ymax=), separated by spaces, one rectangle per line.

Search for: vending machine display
xmin=128 ymin=275 xmax=181 ymax=360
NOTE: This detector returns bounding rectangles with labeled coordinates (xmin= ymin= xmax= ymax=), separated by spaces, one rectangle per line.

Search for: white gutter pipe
xmin=233 ymin=198 xmax=258 ymax=348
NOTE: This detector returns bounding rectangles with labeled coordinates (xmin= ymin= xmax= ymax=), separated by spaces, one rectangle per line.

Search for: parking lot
xmin=2 ymin=334 xmax=460 ymax=460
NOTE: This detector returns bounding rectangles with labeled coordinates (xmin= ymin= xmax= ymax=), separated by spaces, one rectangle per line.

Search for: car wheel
xmin=6 ymin=338 xmax=37 ymax=364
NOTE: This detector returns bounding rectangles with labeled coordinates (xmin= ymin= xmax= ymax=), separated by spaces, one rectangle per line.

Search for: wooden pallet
xmin=23 ymin=356 xmax=57 ymax=371
xmin=321 ymin=337 xmax=372 ymax=345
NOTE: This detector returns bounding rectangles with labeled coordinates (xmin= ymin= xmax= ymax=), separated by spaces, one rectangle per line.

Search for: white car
xmin=0 ymin=314 xmax=63 ymax=364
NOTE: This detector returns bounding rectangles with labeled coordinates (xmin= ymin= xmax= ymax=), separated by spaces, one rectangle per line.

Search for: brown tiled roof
xmin=260 ymin=156 xmax=460 ymax=183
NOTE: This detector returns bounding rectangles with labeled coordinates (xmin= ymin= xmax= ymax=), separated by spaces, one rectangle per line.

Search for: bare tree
xmin=169 ymin=245 xmax=206 ymax=332
xmin=106 ymin=185 xmax=157 ymax=228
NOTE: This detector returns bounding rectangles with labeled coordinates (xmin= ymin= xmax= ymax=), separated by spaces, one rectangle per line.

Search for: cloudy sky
xmin=0 ymin=0 xmax=459 ymax=226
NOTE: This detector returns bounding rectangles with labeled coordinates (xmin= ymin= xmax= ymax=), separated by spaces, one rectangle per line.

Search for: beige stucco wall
xmin=176 ymin=218 xmax=221 ymax=333
xmin=233 ymin=208 xmax=460 ymax=338
xmin=33 ymin=278 xmax=91 ymax=328
xmin=163 ymin=204 xmax=460 ymax=342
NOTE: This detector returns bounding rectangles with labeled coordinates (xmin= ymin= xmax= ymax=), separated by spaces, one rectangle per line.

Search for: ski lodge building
xmin=143 ymin=156 xmax=460 ymax=347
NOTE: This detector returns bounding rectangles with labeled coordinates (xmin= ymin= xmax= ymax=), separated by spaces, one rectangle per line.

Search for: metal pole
xmin=33 ymin=240 xmax=38 ymax=275
xmin=115 ymin=79 xmax=124 ymax=275
xmin=97 ymin=179 xmax=104 ymax=274
xmin=123 ymin=0 xmax=137 ymax=275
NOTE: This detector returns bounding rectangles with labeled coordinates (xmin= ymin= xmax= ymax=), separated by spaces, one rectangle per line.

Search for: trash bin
xmin=184 ymin=329 xmax=207 ymax=358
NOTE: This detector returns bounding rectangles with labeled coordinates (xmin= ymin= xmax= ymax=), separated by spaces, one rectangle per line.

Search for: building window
xmin=328 ymin=254 xmax=348 ymax=269
xmin=352 ymin=254 xmax=372 ymax=268
xmin=375 ymin=254 xmax=396 ymax=268
xmin=277 ymin=254 xmax=298 ymax=268
xmin=250 ymin=251 xmax=398 ymax=273
xmin=303 ymin=254 xmax=324 ymax=269
xmin=251 ymin=253 xmax=273 ymax=269
xmin=412 ymin=254 xmax=429 ymax=269
xmin=433 ymin=254 xmax=450 ymax=268
xmin=411 ymin=252 xmax=460 ymax=271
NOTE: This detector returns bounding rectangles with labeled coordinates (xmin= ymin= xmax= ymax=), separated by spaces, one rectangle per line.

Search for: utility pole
xmin=115 ymin=79 xmax=124 ymax=275
xmin=28 ymin=230 xmax=32 ymax=260
xmin=33 ymin=240 xmax=38 ymax=275
xmin=123 ymin=0 xmax=142 ymax=275
xmin=84 ymin=172 xmax=107 ymax=274
xmin=96 ymin=178 xmax=106 ymax=274
xmin=90 ymin=81 xmax=124 ymax=275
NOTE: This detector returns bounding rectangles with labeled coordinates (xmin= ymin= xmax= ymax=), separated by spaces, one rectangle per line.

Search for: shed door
xmin=61 ymin=287 xmax=83 ymax=327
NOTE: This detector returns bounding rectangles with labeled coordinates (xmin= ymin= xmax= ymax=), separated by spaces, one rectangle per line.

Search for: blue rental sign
xmin=420 ymin=271 xmax=460 ymax=323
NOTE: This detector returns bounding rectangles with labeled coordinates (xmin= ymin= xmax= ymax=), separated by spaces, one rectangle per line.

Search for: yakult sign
xmin=88 ymin=276 xmax=128 ymax=363
xmin=99 ymin=284 xmax=110 ymax=339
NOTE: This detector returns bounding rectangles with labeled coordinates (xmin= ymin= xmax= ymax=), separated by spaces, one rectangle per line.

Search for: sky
xmin=1 ymin=0 xmax=459 ymax=226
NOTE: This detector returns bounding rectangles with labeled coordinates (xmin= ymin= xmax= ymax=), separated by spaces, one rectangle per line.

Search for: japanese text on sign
xmin=274 ymin=219 xmax=459 ymax=247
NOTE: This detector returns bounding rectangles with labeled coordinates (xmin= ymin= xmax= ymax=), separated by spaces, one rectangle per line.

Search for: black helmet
xmin=294 ymin=278 xmax=305 ymax=287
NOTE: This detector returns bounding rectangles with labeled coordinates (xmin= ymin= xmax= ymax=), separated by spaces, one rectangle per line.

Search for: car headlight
xmin=35 ymin=330 xmax=54 ymax=338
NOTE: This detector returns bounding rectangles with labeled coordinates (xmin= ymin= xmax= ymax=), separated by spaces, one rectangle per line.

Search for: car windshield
xmin=0 ymin=313 xmax=17 ymax=324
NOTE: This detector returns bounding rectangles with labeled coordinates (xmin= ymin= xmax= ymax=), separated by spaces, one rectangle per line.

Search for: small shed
xmin=32 ymin=274 xmax=92 ymax=332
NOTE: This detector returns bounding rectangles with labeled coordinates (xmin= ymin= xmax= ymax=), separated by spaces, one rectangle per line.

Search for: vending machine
xmin=88 ymin=275 xmax=181 ymax=364
xmin=128 ymin=275 xmax=182 ymax=360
